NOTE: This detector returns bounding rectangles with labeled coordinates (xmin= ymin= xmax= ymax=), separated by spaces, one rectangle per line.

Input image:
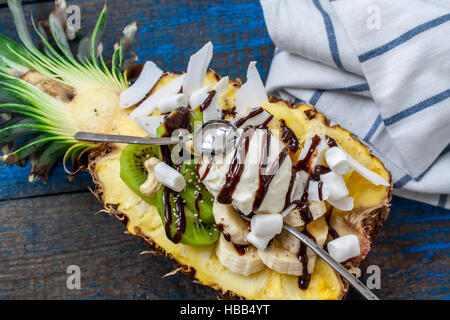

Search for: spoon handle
xmin=75 ymin=132 xmax=182 ymax=145
xmin=283 ymin=224 xmax=380 ymax=300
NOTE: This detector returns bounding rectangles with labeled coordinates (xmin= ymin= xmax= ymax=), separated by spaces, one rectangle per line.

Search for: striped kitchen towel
xmin=260 ymin=0 xmax=450 ymax=209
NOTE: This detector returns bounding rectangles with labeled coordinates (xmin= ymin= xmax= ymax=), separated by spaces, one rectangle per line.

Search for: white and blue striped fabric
xmin=260 ymin=0 xmax=450 ymax=209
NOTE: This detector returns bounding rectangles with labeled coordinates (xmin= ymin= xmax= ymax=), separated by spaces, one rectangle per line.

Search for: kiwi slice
xmin=119 ymin=143 xmax=161 ymax=206
xmin=179 ymin=161 xmax=215 ymax=224
xmin=119 ymin=108 xmax=218 ymax=245
xmin=156 ymin=187 xmax=219 ymax=246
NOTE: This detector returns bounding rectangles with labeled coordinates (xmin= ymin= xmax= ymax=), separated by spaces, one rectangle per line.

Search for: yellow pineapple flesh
xmin=79 ymin=71 xmax=391 ymax=300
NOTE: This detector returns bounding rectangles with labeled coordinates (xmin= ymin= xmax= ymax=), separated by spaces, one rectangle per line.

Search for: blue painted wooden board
xmin=0 ymin=0 xmax=448 ymax=300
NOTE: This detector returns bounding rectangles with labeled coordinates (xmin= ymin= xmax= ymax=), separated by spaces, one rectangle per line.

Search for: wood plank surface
xmin=0 ymin=192 xmax=217 ymax=299
xmin=0 ymin=0 xmax=448 ymax=300
xmin=0 ymin=192 xmax=448 ymax=300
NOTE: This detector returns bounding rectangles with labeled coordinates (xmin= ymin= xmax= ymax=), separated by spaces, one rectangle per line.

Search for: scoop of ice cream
xmin=198 ymin=127 xmax=293 ymax=215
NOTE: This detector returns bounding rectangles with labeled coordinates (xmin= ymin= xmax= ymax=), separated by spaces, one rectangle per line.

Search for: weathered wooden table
xmin=0 ymin=0 xmax=448 ymax=300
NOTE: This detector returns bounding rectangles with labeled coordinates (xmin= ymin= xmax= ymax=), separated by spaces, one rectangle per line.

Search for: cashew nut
xmin=140 ymin=157 xmax=162 ymax=197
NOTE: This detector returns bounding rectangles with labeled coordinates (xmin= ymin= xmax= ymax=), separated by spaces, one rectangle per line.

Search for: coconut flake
xmin=297 ymin=134 xmax=328 ymax=170
xmin=202 ymin=96 xmax=222 ymax=122
xmin=327 ymin=197 xmax=354 ymax=211
xmin=250 ymin=214 xmax=283 ymax=237
xmin=235 ymin=61 xmax=268 ymax=115
xmin=325 ymin=147 xmax=350 ymax=175
xmin=154 ymin=162 xmax=186 ymax=192
xmin=182 ymin=42 xmax=213 ymax=97
xmin=231 ymin=107 xmax=273 ymax=128
xmin=327 ymin=234 xmax=360 ymax=262
xmin=120 ymin=61 xmax=163 ymax=109
xmin=213 ymin=76 xmax=229 ymax=95
xmin=189 ymin=85 xmax=210 ymax=109
xmin=308 ymin=180 xmax=330 ymax=201
xmin=134 ymin=115 xmax=165 ymax=137
xmin=341 ymin=149 xmax=390 ymax=186
xmin=290 ymin=171 xmax=309 ymax=202
xmin=246 ymin=232 xmax=273 ymax=250
xmin=129 ymin=74 xmax=185 ymax=119
xmin=157 ymin=93 xmax=188 ymax=113
xmin=320 ymin=171 xmax=349 ymax=201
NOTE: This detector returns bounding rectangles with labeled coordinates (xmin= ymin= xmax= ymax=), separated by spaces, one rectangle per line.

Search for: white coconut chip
xmin=202 ymin=96 xmax=222 ymax=123
xmin=213 ymin=76 xmax=229 ymax=95
xmin=129 ymin=74 xmax=185 ymax=119
xmin=120 ymin=61 xmax=163 ymax=109
xmin=290 ymin=171 xmax=309 ymax=202
xmin=341 ymin=149 xmax=390 ymax=187
xmin=235 ymin=61 xmax=268 ymax=115
xmin=246 ymin=232 xmax=273 ymax=250
xmin=231 ymin=107 xmax=273 ymax=128
xmin=157 ymin=93 xmax=188 ymax=113
xmin=189 ymin=85 xmax=210 ymax=109
xmin=327 ymin=196 xmax=354 ymax=212
xmin=297 ymin=134 xmax=328 ymax=169
xmin=182 ymin=41 xmax=213 ymax=97
xmin=308 ymin=180 xmax=330 ymax=201
xmin=250 ymin=213 xmax=283 ymax=237
xmin=134 ymin=115 xmax=165 ymax=137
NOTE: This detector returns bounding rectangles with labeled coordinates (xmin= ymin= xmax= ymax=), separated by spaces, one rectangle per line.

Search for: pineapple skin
xmin=81 ymin=71 xmax=391 ymax=300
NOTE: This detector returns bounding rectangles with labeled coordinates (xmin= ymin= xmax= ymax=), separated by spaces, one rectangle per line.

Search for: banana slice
xmin=283 ymin=200 xmax=327 ymax=227
xmin=260 ymin=217 xmax=329 ymax=276
xmin=215 ymin=234 xmax=265 ymax=276
xmin=277 ymin=229 xmax=301 ymax=255
xmin=257 ymin=243 xmax=313 ymax=276
xmin=213 ymin=201 xmax=250 ymax=245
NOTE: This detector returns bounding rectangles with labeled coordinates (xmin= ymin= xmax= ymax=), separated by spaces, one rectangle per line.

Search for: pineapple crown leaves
xmin=0 ymin=0 xmax=137 ymax=182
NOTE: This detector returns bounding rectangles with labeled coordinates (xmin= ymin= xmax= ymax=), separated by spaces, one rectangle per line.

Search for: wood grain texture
xmin=0 ymin=0 xmax=448 ymax=300
xmin=0 ymin=192 xmax=217 ymax=299
xmin=0 ymin=193 xmax=448 ymax=300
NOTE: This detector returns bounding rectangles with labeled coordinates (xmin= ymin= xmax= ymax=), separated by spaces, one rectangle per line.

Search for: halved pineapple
xmin=0 ymin=1 xmax=391 ymax=300
xmin=88 ymin=72 xmax=391 ymax=300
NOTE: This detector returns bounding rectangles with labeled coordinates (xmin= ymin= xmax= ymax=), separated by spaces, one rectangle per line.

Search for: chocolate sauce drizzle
xmin=217 ymin=128 xmax=256 ymax=204
xmin=233 ymin=244 xmax=248 ymax=256
xmin=327 ymin=136 xmax=338 ymax=148
xmin=261 ymin=114 xmax=274 ymax=128
xmin=279 ymin=119 xmax=299 ymax=152
xmin=216 ymin=223 xmax=232 ymax=242
xmin=160 ymin=107 xmax=192 ymax=243
xmin=284 ymin=166 xmax=297 ymax=210
xmin=253 ymin=146 xmax=289 ymax=212
xmin=200 ymin=90 xmax=216 ymax=112
xmin=195 ymin=192 xmax=203 ymax=214
xmin=234 ymin=107 xmax=264 ymax=128
xmin=290 ymin=135 xmax=325 ymax=289
xmin=295 ymin=135 xmax=322 ymax=172
xmin=325 ymin=208 xmax=339 ymax=240
xmin=221 ymin=107 xmax=237 ymax=119
xmin=297 ymin=228 xmax=316 ymax=290
xmin=163 ymin=107 xmax=191 ymax=135
xmin=198 ymin=160 xmax=213 ymax=182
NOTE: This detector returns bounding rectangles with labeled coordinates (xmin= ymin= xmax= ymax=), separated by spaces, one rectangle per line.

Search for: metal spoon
xmin=237 ymin=210 xmax=380 ymax=300
xmin=75 ymin=120 xmax=238 ymax=156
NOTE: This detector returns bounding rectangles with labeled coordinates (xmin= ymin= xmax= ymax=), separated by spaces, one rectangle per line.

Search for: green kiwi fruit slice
xmin=179 ymin=161 xmax=215 ymax=224
xmin=155 ymin=187 xmax=219 ymax=246
xmin=120 ymin=108 xmax=218 ymax=245
xmin=119 ymin=143 xmax=161 ymax=206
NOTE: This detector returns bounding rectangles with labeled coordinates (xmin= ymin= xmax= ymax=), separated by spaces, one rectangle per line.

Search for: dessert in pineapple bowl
xmin=0 ymin=2 xmax=391 ymax=300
